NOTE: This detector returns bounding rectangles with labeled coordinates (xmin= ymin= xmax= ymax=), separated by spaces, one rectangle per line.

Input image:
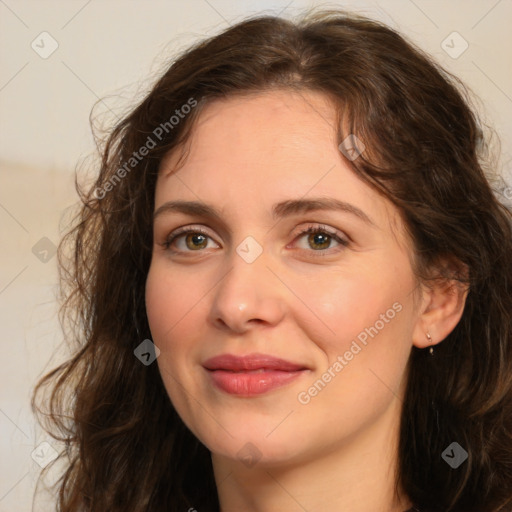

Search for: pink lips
xmin=203 ymin=353 xmax=309 ymax=396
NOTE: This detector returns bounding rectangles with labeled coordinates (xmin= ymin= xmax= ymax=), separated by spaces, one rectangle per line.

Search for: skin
xmin=145 ymin=89 xmax=468 ymax=512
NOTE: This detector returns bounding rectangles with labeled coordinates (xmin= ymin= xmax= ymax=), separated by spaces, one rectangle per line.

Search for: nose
xmin=208 ymin=247 xmax=286 ymax=334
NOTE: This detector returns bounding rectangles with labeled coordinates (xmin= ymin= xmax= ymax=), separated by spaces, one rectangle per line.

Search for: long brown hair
xmin=32 ymin=9 xmax=512 ymax=511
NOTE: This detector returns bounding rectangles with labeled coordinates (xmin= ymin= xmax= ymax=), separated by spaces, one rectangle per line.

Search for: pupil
xmin=188 ymin=234 xmax=206 ymax=249
xmin=310 ymin=232 xmax=330 ymax=249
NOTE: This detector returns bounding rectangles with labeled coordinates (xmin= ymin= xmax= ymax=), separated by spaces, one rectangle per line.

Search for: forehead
xmin=155 ymin=89 xmax=402 ymax=238
xmin=160 ymin=90 xmax=335 ymax=172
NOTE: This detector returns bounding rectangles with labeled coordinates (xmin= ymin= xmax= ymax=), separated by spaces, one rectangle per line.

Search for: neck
xmin=211 ymin=396 xmax=412 ymax=512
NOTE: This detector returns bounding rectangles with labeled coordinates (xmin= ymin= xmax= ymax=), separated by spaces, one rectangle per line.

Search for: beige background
xmin=0 ymin=1 xmax=511 ymax=510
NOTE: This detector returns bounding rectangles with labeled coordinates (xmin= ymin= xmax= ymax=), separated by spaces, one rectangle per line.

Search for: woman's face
xmin=145 ymin=89 xmax=424 ymax=467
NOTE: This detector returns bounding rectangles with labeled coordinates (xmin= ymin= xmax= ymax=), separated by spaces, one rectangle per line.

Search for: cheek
xmin=145 ymin=263 xmax=202 ymax=353
xmin=145 ymin=263 xmax=208 ymax=418
xmin=294 ymin=259 xmax=416 ymax=394
xmin=293 ymin=270 xmax=413 ymax=425
xmin=145 ymin=266 xmax=173 ymax=340
xmin=292 ymin=267 xmax=398 ymax=353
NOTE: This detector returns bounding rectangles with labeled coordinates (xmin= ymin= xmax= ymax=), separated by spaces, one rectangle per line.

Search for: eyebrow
xmin=153 ymin=198 xmax=376 ymax=227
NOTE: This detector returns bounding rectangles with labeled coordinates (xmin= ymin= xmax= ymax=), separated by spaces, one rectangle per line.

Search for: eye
xmin=292 ymin=224 xmax=349 ymax=256
xmin=159 ymin=223 xmax=349 ymax=256
xmin=160 ymin=226 xmax=218 ymax=252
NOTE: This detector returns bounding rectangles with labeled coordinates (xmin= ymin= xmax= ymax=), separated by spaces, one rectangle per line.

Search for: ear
xmin=412 ymin=268 xmax=469 ymax=349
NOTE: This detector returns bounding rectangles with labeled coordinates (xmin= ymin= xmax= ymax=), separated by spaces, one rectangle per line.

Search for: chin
xmin=211 ymin=438 xmax=305 ymax=469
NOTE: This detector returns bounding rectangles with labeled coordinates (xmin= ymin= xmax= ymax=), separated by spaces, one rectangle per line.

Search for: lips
xmin=203 ymin=353 xmax=307 ymax=372
xmin=203 ymin=353 xmax=309 ymax=395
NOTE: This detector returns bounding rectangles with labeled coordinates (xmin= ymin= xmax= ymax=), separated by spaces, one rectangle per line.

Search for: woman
xmin=32 ymin=8 xmax=512 ymax=512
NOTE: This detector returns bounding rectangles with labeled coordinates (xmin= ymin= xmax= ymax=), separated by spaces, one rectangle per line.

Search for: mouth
xmin=202 ymin=353 xmax=310 ymax=396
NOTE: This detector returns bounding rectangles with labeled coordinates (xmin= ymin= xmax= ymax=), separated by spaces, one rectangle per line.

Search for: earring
xmin=426 ymin=331 xmax=433 ymax=355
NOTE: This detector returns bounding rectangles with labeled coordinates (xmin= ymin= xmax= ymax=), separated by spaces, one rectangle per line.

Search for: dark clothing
xmin=404 ymin=507 xmax=439 ymax=512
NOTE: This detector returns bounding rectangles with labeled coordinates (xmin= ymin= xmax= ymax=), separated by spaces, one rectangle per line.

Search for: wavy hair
xmin=32 ymin=8 xmax=512 ymax=512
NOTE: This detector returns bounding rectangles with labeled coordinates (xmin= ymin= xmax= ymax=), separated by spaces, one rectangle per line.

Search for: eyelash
xmin=160 ymin=224 xmax=349 ymax=257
